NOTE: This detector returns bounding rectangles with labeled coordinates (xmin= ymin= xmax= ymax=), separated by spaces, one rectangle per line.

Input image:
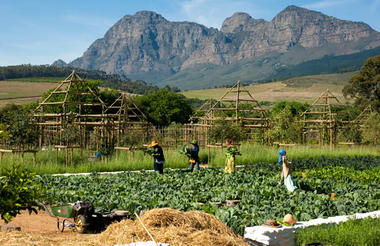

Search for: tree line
xmin=0 ymin=64 xmax=180 ymax=95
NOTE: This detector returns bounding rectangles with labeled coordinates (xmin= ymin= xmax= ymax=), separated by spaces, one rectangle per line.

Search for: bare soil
xmin=0 ymin=209 xmax=95 ymax=245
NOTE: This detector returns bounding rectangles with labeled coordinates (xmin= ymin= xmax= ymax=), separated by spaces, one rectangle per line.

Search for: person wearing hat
xmin=188 ymin=140 xmax=200 ymax=172
xmin=278 ymin=149 xmax=297 ymax=192
xmin=224 ymin=139 xmax=241 ymax=174
xmin=148 ymin=140 xmax=165 ymax=174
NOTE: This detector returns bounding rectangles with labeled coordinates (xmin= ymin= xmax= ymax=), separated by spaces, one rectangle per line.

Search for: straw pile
xmin=94 ymin=208 xmax=248 ymax=246
xmin=0 ymin=231 xmax=93 ymax=246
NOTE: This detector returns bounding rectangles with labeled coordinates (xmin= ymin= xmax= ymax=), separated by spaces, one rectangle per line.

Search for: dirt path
xmin=0 ymin=210 xmax=95 ymax=245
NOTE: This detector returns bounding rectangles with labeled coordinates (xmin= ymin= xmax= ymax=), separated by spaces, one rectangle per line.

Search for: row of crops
xmin=39 ymin=156 xmax=380 ymax=235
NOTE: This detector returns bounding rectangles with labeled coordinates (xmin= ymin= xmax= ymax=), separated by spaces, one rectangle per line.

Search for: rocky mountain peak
xmin=114 ymin=10 xmax=168 ymax=29
xmin=65 ymin=6 xmax=380 ymax=88
xmin=221 ymin=12 xmax=266 ymax=33
xmin=272 ymin=5 xmax=325 ymax=24
xmin=51 ymin=59 xmax=67 ymax=67
xmin=132 ymin=10 xmax=167 ymax=22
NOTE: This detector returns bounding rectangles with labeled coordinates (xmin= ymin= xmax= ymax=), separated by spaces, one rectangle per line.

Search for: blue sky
xmin=0 ymin=0 xmax=379 ymax=66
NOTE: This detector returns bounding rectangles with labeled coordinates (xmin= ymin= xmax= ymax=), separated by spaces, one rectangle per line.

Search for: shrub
xmin=0 ymin=165 xmax=44 ymax=223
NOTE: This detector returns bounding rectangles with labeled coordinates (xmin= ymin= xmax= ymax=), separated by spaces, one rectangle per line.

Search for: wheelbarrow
xmin=39 ymin=201 xmax=130 ymax=233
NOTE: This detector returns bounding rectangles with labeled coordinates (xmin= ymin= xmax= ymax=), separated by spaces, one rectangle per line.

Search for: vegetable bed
xmin=39 ymin=156 xmax=380 ymax=235
xmin=295 ymin=217 xmax=380 ymax=246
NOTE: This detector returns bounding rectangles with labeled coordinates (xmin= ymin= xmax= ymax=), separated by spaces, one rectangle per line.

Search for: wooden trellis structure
xmin=353 ymin=105 xmax=373 ymax=126
xmin=33 ymin=71 xmax=110 ymax=148
xmin=104 ymin=92 xmax=151 ymax=144
xmin=186 ymin=81 xmax=269 ymax=145
xmin=300 ymin=89 xmax=343 ymax=148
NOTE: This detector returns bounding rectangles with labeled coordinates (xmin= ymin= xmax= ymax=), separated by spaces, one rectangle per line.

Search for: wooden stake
xmin=134 ymin=213 xmax=158 ymax=246
xmin=65 ymin=148 xmax=68 ymax=167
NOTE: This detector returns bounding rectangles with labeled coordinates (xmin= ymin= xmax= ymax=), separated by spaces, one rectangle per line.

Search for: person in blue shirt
xmin=94 ymin=151 xmax=102 ymax=159
xmin=188 ymin=140 xmax=200 ymax=172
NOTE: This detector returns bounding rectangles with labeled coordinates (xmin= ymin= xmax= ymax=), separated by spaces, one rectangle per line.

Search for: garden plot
xmin=38 ymin=156 xmax=380 ymax=235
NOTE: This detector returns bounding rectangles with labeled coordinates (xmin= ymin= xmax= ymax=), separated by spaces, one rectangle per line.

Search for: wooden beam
xmin=221 ymin=99 xmax=258 ymax=102
xmin=211 ymin=108 xmax=266 ymax=112
xmin=243 ymin=124 xmax=268 ymax=128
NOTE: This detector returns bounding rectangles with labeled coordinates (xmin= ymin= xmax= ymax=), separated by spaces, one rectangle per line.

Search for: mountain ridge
xmin=54 ymin=5 xmax=380 ymax=89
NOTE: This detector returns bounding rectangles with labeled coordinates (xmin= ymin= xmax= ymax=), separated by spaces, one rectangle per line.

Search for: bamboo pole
xmin=134 ymin=213 xmax=158 ymax=246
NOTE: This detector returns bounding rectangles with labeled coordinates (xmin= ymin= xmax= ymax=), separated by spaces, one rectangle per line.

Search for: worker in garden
xmin=147 ymin=140 xmax=165 ymax=174
xmin=188 ymin=140 xmax=200 ymax=171
xmin=278 ymin=149 xmax=297 ymax=192
xmin=224 ymin=139 xmax=241 ymax=174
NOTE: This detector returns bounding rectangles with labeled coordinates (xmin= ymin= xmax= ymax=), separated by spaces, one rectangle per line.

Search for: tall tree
xmin=135 ymin=90 xmax=193 ymax=127
xmin=343 ymin=56 xmax=380 ymax=111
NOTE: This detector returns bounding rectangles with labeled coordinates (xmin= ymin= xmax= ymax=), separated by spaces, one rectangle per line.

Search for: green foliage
xmin=271 ymin=101 xmax=309 ymax=117
xmin=299 ymin=166 xmax=380 ymax=184
xmin=41 ymin=80 xmax=103 ymax=114
xmin=99 ymin=138 xmax=116 ymax=156
xmin=61 ymin=124 xmax=81 ymax=145
xmin=0 ymin=104 xmax=38 ymax=148
xmin=338 ymin=125 xmax=362 ymax=143
xmin=0 ymin=165 xmax=44 ymax=223
xmin=135 ymin=89 xmax=193 ymax=127
xmin=178 ymin=145 xmax=191 ymax=158
xmin=268 ymin=101 xmax=309 ymax=143
xmin=187 ymin=98 xmax=210 ymax=110
xmin=267 ymin=107 xmax=304 ymax=143
xmin=291 ymin=155 xmax=380 ymax=171
xmin=99 ymin=88 xmax=120 ymax=106
xmin=296 ymin=217 xmax=380 ymax=246
xmin=0 ymin=123 xmax=11 ymax=141
xmin=39 ymin=156 xmax=380 ymax=235
xmin=343 ymin=56 xmax=380 ymax=111
xmin=361 ymin=112 xmax=380 ymax=145
xmin=119 ymin=130 xmax=146 ymax=147
xmin=208 ymin=120 xmax=246 ymax=143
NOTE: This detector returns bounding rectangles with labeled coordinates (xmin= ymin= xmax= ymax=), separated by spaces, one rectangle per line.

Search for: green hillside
xmin=180 ymin=72 xmax=356 ymax=103
xmin=159 ymin=46 xmax=379 ymax=90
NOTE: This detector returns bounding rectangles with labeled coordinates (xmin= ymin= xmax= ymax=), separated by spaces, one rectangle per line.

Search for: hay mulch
xmin=0 ymin=230 xmax=94 ymax=246
xmin=94 ymin=208 xmax=248 ymax=246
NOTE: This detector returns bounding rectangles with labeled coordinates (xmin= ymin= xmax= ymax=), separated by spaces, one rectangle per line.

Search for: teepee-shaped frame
xmin=300 ymin=89 xmax=342 ymax=148
xmin=34 ymin=71 xmax=106 ymax=114
xmin=104 ymin=92 xmax=151 ymax=144
xmin=104 ymin=92 xmax=147 ymax=122
xmin=33 ymin=71 xmax=109 ymax=146
xmin=186 ymin=81 xmax=268 ymax=145
xmin=195 ymin=81 xmax=268 ymax=128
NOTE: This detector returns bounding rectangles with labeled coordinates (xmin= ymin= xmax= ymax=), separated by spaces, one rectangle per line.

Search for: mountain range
xmin=53 ymin=5 xmax=380 ymax=90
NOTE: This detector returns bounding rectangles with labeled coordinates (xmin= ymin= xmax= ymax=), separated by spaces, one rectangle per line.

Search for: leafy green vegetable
xmin=37 ymin=156 xmax=380 ymax=235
